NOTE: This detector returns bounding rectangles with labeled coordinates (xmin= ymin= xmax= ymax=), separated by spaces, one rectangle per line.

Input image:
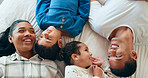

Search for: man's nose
xmin=108 ymin=48 xmax=116 ymax=55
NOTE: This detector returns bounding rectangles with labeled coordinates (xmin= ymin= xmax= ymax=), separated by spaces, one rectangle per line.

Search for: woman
xmin=0 ymin=20 xmax=63 ymax=78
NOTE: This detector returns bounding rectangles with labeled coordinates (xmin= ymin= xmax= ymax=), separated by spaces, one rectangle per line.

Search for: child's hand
xmin=90 ymin=57 xmax=105 ymax=66
xmin=92 ymin=65 xmax=103 ymax=77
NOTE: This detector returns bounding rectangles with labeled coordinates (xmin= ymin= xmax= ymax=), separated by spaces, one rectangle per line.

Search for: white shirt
xmin=0 ymin=53 xmax=63 ymax=78
xmin=65 ymin=63 xmax=116 ymax=78
xmin=89 ymin=0 xmax=148 ymax=44
xmin=65 ymin=65 xmax=99 ymax=78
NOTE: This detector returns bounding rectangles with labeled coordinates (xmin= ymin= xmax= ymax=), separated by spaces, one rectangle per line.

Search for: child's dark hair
xmin=35 ymin=41 xmax=61 ymax=61
xmin=60 ymin=41 xmax=82 ymax=65
xmin=0 ymin=20 xmax=31 ymax=57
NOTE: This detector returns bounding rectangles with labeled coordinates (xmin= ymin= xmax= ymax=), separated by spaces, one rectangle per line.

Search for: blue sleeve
xmin=35 ymin=0 xmax=51 ymax=29
xmin=78 ymin=0 xmax=90 ymax=21
xmin=68 ymin=0 xmax=90 ymax=37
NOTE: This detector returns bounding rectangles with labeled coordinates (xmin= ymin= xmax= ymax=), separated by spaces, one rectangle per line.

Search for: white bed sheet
xmin=1 ymin=0 xmax=147 ymax=78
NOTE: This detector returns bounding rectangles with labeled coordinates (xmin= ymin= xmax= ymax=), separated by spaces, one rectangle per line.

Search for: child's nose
xmin=89 ymin=52 xmax=92 ymax=56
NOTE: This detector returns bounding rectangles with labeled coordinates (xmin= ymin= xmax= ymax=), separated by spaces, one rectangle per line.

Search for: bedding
xmin=0 ymin=0 xmax=147 ymax=78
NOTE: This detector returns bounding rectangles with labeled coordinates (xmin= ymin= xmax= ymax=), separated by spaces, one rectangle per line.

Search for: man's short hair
xmin=35 ymin=41 xmax=61 ymax=61
xmin=110 ymin=58 xmax=137 ymax=77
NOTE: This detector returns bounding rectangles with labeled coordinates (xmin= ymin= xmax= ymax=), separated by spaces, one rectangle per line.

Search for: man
xmin=89 ymin=0 xmax=148 ymax=77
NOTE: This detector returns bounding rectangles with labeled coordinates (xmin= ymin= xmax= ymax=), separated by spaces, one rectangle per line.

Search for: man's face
xmin=37 ymin=26 xmax=61 ymax=47
xmin=108 ymin=37 xmax=131 ymax=70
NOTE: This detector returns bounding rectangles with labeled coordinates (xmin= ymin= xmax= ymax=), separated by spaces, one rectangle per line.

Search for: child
xmin=60 ymin=41 xmax=116 ymax=78
xmin=61 ymin=41 xmax=103 ymax=78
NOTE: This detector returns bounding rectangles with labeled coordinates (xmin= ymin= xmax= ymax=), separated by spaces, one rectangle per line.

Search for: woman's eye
xmin=18 ymin=30 xmax=24 ymax=33
xmin=31 ymin=30 xmax=35 ymax=33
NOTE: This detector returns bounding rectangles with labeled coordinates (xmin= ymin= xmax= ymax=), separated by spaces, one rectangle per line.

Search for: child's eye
xmin=85 ymin=49 xmax=88 ymax=51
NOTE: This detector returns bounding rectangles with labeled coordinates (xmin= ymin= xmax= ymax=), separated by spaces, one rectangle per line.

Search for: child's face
xmin=76 ymin=43 xmax=93 ymax=68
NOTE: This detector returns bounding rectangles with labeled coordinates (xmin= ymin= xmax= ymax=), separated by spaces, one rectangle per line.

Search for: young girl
xmin=60 ymin=41 xmax=103 ymax=78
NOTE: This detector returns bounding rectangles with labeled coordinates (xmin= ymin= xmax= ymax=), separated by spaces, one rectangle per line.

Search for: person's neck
xmin=16 ymin=50 xmax=35 ymax=59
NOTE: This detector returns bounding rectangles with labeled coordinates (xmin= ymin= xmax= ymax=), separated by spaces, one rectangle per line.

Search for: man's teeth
xmin=24 ymin=39 xmax=31 ymax=42
xmin=112 ymin=45 xmax=118 ymax=48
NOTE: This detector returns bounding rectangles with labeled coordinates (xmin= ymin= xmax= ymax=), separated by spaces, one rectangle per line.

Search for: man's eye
xmin=108 ymin=56 xmax=111 ymax=58
xmin=116 ymin=56 xmax=121 ymax=58
xmin=47 ymin=37 xmax=51 ymax=40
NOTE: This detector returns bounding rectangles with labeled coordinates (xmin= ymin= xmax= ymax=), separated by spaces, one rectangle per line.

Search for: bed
xmin=0 ymin=0 xmax=147 ymax=78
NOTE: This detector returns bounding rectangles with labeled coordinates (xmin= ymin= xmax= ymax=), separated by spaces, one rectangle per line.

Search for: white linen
xmin=1 ymin=0 xmax=147 ymax=78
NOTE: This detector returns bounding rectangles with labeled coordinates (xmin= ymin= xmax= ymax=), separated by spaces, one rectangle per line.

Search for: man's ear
xmin=71 ymin=54 xmax=79 ymax=61
xmin=8 ymin=35 xmax=13 ymax=43
xmin=131 ymin=50 xmax=137 ymax=60
xmin=58 ymin=39 xmax=62 ymax=48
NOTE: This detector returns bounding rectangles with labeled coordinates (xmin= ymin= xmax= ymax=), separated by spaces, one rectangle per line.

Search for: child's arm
xmin=92 ymin=65 xmax=103 ymax=78
xmin=90 ymin=57 xmax=117 ymax=78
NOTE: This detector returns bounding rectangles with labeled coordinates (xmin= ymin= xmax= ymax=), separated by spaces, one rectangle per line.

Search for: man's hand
xmin=90 ymin=57 xmax=105 ymax=66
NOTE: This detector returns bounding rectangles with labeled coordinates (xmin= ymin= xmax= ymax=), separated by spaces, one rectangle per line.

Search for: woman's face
xmin=9 ymin=22 xmax=36 ymax=53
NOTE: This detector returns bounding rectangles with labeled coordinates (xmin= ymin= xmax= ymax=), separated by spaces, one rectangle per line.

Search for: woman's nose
xmin=24 ymin=31 xmax=31 ymax=37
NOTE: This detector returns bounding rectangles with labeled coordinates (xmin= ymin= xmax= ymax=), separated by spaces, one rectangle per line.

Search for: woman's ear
xmin=131 ymin=50 xmax=137 ymax=60
xmin=58 ymin=39 xmax=62 ymax=48
xmin=8 ymin=35 xmax=13 ymax=43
